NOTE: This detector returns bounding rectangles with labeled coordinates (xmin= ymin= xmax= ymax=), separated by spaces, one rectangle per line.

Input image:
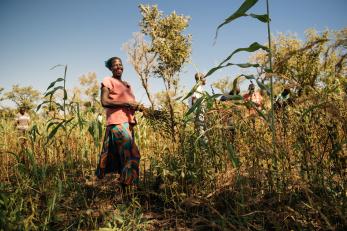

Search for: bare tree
xmin=139 ymin=5 xmax=192 ymax=139
xmin=123 ymin=32 xmax=156 ymax=109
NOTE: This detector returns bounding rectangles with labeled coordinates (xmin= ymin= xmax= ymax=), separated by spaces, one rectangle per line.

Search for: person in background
xmin=15 ymin=107 xmax=31 ymax=162
xmin=16 ymin=107 xmax=30 ymax=136
xmin=96 ymin=56 xmax=143 ymax=188
xmin=190 ymin=72 xmax=206 ymax=107
xmin=190 ymin=72 xmax=207 ymax=142
xmin=243 ymin=81 xmax=263 ymax=117
xmin=275 ymin=88 xmax=292 ymax=109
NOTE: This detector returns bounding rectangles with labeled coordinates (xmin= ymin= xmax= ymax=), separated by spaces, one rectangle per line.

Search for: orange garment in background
xmin=101 ymin=76 xmax=136 ymax=125
xmin=243 ymin=91 xmax=263 ymax=116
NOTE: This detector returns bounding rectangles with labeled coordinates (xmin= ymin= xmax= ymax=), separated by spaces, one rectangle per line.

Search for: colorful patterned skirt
xmin=96 ymin=122 xmax=140 ymax=185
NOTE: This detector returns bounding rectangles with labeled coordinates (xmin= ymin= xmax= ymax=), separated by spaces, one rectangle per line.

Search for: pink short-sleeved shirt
xmin=102 ymin=76 xmax=136 ymax=125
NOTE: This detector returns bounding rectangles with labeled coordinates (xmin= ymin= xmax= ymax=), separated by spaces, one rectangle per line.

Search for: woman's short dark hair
xmin=105 ymin=57 xmax=122 ymax=70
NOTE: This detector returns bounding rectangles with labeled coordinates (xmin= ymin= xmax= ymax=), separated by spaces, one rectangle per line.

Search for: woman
xmin=16 ymin=107 xmax=31 ymax=135
xmin=243 ymin=82 xmax=263 ymax=117
xmin=15 ymin=107 xmax=31 ymax=151
xmin=96 ymin=56 xmax=142 ymax=187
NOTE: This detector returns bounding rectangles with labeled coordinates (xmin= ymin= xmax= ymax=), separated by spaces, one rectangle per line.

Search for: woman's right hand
xmin=126 ymin=102 xmax=145 ymax=111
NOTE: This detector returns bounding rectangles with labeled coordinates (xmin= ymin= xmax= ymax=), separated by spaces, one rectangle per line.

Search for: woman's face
xmin=110 ymin=59 xmax=123 ymax=77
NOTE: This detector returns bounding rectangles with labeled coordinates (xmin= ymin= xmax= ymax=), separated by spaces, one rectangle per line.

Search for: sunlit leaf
xmin=220 ymin=42 xmax=268 ymax=67
xmin=249 ymin=13 xmax=270 ymax=23
xmin=46 ymin=78 xmax=64 ymax=91
xmin=47 ymin=121 xmax=65 ymax=141
xmin=182 ymin=83 xmax=200 ymax=101
xmin=205 ymin=62 xmax=260 ymax=78
xmin=44 ymin=86 xmax=64 ymax=97
xmin=46 ymin=117 xmax=74 ymax=143
xmin=256 ymin=79 xmax=270 ymax=95
xmin=205 ymin=42 xmax=267 ymax=78
xmin=185 ymin=96 xmax=204 ymax=117
xmin=47 ymin=121 xmax=59 ymax=132
xmin=36 ymin=100 xmax=50 ymax=111
xmin=49 ymin=64 xmax=65 ymax=70
xmin=224 ymin=94 xmax=244 ymax=101
xmin=215 ymin=0 xmax=258 ymax=40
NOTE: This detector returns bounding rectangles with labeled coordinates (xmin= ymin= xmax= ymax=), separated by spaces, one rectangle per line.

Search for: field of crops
xmin=1 ymin=82 xmax=346 ymax=230
xmin=1 ymin=1 xmax=346 ymax=230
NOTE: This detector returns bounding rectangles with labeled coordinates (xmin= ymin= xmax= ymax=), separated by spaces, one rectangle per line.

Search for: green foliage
xmin=215 ymin=0 xmax=270 ymax=40
xmin=205 ymin=42 xmax=268 ymax=77
xmin=252 ymin=29 xmax=347 ymax=96
xmin=139 ymin=4 xmax=192 ymax=138
xmin=88 ymin=119 xmax=103 ymax=147
xmin=4 ymin=84 xmax=40 ymax=109
xmin=139 ymin=4 xmax=191 ymax=90
xmin=1 ymin=2 xmax=346 ymax=231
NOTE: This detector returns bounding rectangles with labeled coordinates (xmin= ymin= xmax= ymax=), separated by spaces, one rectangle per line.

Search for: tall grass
xmin=1 ymin=87 xmax=346 ymax=229
xmin=1 ymin=0 xmax=346 ymax=230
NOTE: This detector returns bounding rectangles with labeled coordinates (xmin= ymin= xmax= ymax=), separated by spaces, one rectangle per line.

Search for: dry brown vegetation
xmin=0 ymin=4 xmax=346 ymax=229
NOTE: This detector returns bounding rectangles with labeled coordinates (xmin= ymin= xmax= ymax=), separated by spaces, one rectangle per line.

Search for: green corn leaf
xmin=232 ymin=63 xmax=260 ymax=68
xmin=182 ymin=83 xmax=200 ymax=101
xmin=46 ymin=78 xmax=64 ymax=91
xmin=46 ymin=117 xmax=74 ymax=142
xmin=205 ymin=42 xmax=267 ymax=78
xmin=207 ymin=93 xmax=223 ymax=100
xmin=206 ymin=62 xmax=259 ymax=78
xmin=205 ymin=93 xmax=222 ymax=109
xmin=75 ymin=102 xmax=85 ymax=130
xmin=63 ymin=117 xmax=75 ymax=126
xmin=240 ymin=74 xmax=256 ymax=80
xmin=185 ymin=96 xmax=204 ymax=117
xmin=44 ymin=86 xmax=64 ymax=97
xmin=220 ymin=42 xmax=268 ymax=66
xmin=256 ymin=79 xmax=270 ymax=95
xmin=29 ymin=124 xmax=40 ymax=142
xmin=63 ymin=89 xmax=68 ymax=100
xmin=36 ymin=100 xmax=51 ymax=111
xmin=47 ymin=121 xmax=59 ymax=132
xmin=215 ymin=0 xmax=258 ymax=40
xmin=224 ymin=94 xmax=244 ymax=101
xmin=88 ymin=121 xmax=100 ymax=147
xmin=227 ymin=143 xmax=240 ymax=168
xmin=55 ymin=102 xmax=64 ymax=111
xmin=248 ymin=13 xmax=270 ymax=23
xmin=50 ymin=64 xmax=65 ymax=70
xmin=232 ymin=75 xmax=243 ymax=91
xmin=47 ymin=121 xmax=65 ymax=141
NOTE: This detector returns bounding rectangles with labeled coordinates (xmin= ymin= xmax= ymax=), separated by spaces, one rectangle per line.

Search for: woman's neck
xmin=112 ymin=75 xmax=122 ymax=80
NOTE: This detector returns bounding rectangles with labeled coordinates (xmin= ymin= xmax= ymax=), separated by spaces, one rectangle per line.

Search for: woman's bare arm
xmin=100 ymin=86 xmax=139 ymax=110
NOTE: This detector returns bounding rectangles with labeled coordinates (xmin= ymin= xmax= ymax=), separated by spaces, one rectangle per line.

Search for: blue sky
xmin=0 ymin=0 xmax=346 ymax=107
